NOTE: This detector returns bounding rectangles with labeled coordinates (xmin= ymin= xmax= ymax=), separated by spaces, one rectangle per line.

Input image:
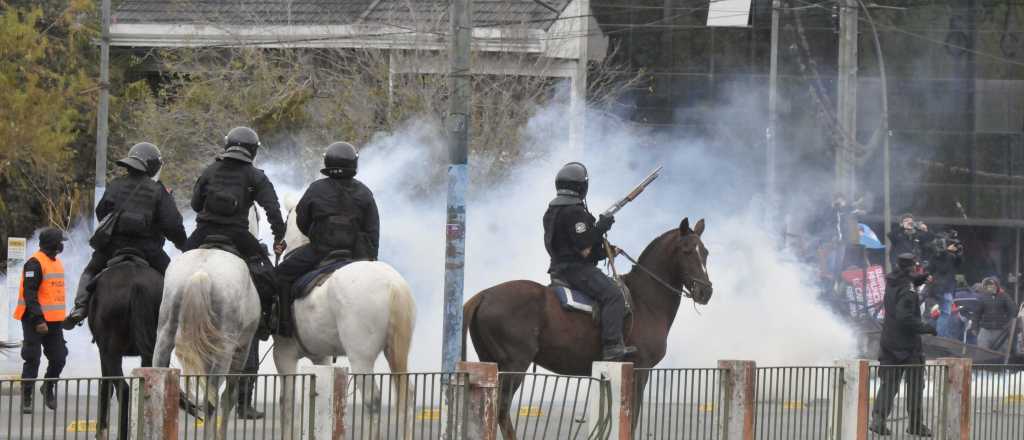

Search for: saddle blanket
xmin=552 ymin=285 xmax=597 ymax=315
xmin=293 ymin=260 xmax=353 ymax=298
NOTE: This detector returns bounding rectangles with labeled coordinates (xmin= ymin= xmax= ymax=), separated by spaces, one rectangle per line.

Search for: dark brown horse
xmin=463 ymin=217 xmax=713 ymax=438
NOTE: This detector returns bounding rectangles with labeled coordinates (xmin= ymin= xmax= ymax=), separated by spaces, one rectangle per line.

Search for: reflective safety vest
xmin=13 ymin=251 xmax=66 ymax=322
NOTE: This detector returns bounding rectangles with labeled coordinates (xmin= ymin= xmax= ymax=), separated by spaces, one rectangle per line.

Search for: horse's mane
xmin=633 ymin=228 xmax=680 ymax=266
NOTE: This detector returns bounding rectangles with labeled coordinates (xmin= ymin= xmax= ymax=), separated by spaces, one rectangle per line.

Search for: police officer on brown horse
xmin=543 ymin=162 xmax=636 ymax=361
xmin=65 ymin=143 xmax=187 ymax=329
xmin=276 ymin=142 xmax=380 ymax=323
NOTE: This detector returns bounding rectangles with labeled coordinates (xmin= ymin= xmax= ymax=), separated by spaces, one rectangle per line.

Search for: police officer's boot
xmin=906 ymin=424 xmax=932 ymax=437
xmin=236 ymin=377 xmax=265 ymax=420
xmin=601 ymin=341 xmax=637 ymax=361
xmin=20 ymin=383 xmax=33 ymax=414
xmin=63 ymin=270 xmax=97 ymax=330
xmin=41 ymin=382 xmax=57 ymax=410
xmin=868 ymin=418 xmax=891 ymax=436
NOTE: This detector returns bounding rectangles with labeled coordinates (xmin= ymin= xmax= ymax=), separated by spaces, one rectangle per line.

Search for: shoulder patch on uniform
xmin=575 ymin=222 xmax=588 ymax=234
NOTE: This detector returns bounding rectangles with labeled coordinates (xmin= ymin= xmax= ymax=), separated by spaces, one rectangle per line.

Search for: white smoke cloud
xmin=2 ymin=86 xmax=857 ymax=377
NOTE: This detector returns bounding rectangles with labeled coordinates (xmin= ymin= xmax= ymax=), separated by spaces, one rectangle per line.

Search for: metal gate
xmin=497 ymin=372 xmax=611 ymax=439
xmin=177 ymin=373 xmax=314 ymax=440
xmin=633 ymin=368 xmax=723 ymax=440
xmin=754 ymin=366 xmax=843 ymax=439
xmin=347 ymin=371 xmax=469 ymax=440
xmin=2 ymin=376 xmax=142 ymax=439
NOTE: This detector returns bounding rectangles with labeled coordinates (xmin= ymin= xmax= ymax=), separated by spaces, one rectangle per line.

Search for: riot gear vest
xmin=111 ymin=175 xmax=161 ymax=238
xmin=198 ymin=160 xmax=254 ymax=223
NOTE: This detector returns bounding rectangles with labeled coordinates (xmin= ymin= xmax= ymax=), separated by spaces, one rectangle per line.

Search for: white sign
xmin=5 ymin=237 xmax=27 ymax=342
xmin=707 ymin=0 xmax=752 ymax=27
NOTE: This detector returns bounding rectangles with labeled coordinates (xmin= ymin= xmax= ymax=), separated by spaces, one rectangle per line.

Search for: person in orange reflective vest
xmin=13 ymin=228 xmax=69 ymax=414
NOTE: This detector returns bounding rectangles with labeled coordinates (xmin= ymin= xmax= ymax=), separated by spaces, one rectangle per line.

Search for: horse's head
xmin=281 ymin=193 xmax=310 ymax=253
xmin=673 ymin=217 xmax=713 ymax=305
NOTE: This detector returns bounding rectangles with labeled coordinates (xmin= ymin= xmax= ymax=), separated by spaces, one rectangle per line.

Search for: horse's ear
xmin=679 ymin=217 xmax=690 ymax=236
xmin=693 ymin=219 xmax=705 ymax=237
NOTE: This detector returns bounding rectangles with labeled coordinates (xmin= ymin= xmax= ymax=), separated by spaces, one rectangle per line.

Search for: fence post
xmin=457 ymin=361 xmax=499 ymax=440
xmin=130 ymin=367 xmax=180 ymax=440
xmin=590 ymin=361 xmax=635 ymax=439
xmin=936 ymin=357 xmax=971 ymax=440
xmin=718 ymin=360 xmax=755 ymax=440
xmin=300 ymin=365 xmax=349 ymax=440
xmin=834 ymin=359 xmax=870 ymax=440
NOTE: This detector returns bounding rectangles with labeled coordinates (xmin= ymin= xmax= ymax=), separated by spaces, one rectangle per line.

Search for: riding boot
xmin=41 ymin=382 xmax=57 ymax=410
xmin=236 ymin=377 xmax=265 ymax=420
xmin=20 ymin=383 xmax=33 ymax=414
xmin=601 ymin=342 xmax=638 ymax=361
xmin=63 ymin=270 xmax=97 ymax=330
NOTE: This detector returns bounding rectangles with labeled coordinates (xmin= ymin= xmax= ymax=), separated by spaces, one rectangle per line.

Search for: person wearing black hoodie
xmin=869 ymin=253 xmax=937 ymax=437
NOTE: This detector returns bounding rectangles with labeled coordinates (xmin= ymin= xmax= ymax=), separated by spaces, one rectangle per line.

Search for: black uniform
xmin=84 ymin=173 xmax=186 ymax=275
xmin=19 ymin=257 xmax=69 ymax=382
xmin=871 ymin=270 xmax=936 ymax=433
xmin=183 ymin=157 xmax=286 ymax=262
xmin=276 ymin=177 xmax=380 ymax=288
xmin=543 ymin=202 xmax=623 ymax=346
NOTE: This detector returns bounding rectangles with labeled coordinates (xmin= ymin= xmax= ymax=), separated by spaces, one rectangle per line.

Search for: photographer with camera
xmin=888 ymin=213 xmax=934 ymax=268
xmin=928 ymin=229 xmax=964 ymax=339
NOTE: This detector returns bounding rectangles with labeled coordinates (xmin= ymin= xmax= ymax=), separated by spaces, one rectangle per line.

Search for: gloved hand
xmin=273 ymin=240 xmax=288 ymax=256
xmin=595 ymin=214 xmax=615 ymax=233
xmin=35 ymin=321 xmax=49 ymax=335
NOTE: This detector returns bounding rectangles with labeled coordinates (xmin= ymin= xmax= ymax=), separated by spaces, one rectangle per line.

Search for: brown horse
xmin=463 ymin=217 xmax=713 ymax=438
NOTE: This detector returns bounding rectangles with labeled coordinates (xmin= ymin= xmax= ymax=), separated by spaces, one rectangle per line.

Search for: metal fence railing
xmin=497 ymin=372 xmax=611 ymax=440
xmin=178 ymin=373 xmax=314 ymax=440
xmin=2 ymin=376 xmax=143 ymax=439
xmin=632 ymin=368 xmax=723 ymax=440
xmin=971 ymin=364 xmax=1024 ymax=439
xmin=347 ymin=372 xmax=468 ymax=440
xmin=754 ymin=366 xmax=843 ymax=440
xmin=867 ymin=364 xmax=947 ymax=440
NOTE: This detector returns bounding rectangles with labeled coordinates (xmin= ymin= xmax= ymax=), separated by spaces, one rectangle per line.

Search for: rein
xmin=617 ymin=248 xmax=710 ymax=300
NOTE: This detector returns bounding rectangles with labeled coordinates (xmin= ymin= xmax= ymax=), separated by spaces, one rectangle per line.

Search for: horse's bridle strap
xmin=617 ymin=248 xmax=692 ymax=298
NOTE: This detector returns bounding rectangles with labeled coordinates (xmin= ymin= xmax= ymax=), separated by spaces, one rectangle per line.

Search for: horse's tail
xmin=174 ymin=271 xmax=229 ymax=379
xmin=461 ymin=292 xmax=485 ymax=363
xmin=130 ymin=269 xmax=162 ymax=361
xmin=383 ymin=275 xmax=415 ymax=429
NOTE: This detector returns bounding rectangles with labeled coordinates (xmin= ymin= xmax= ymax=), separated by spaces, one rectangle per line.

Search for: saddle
xmin=90 ymin=247 xmax=152 ymax=292
xmin=549 ymin=277 xmax=633 ymax=320
xmin=291 ymin=250 xmax=356 ymax=300
xmin=198 ymin=234 xmax=241 ymax=257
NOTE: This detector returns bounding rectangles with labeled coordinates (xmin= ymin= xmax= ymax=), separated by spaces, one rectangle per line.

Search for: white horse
xmin=275 ymin=196 xmax=416 ymax=437
xmin=153 ymin=209 xmax=262 ymax=438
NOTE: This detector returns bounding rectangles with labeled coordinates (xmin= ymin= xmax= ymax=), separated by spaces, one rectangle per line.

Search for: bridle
xmin=617 ymin=248 xmax=710 ymax=300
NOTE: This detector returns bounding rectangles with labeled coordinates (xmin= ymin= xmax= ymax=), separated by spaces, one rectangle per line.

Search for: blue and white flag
xmin=859 ymin=223 xmax=885 ymax=249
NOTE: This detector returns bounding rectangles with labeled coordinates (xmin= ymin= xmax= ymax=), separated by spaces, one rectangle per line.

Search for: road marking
xmin=518 ymin=405 xmax=543 ymax=417
xmin=416 ymin=408 xmax=441 ymax=421
xmin=698 ymin=403 xmax=715 ymax=413
xmin=67 ymin=420 xmax=97 ymax=432
xmin=783 ymin=400 xmax=806 ymax=410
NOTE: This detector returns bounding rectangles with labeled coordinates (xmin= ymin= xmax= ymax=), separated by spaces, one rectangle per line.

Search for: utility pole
xmin=836 ymin=0 xmax=858 ymax=199
xmin=94 ymin=0 xmax=111 ymax=229
xmin=441 ymin=0 xmax=471 ymax=374
xmin=767 ymin=0 xmax=780 ymax=223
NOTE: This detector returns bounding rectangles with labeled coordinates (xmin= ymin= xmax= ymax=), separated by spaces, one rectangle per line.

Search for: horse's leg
xmin=153 ymin=298 xmax=180 ymax=368
xmin=97 ymin=351 xmax=114 ymax=440
xmin=632 ymin=369 xmax=650 ymax=435
xmin=273 ymin=337 xmax=301 ymax=438
xmin=349 ymin=353 xmax=382 ymax=440
xmin=216 ymin=341 xmax=249 ymax=440
xmin=109 ymin=357 xmax=131 ymax=440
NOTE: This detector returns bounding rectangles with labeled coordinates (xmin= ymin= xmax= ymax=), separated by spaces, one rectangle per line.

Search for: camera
xmin=931 ymin=230 xmax=963 ymax=255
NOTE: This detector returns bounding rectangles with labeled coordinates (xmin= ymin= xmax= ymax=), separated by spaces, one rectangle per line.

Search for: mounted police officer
xmin=276 ymin=142 xmax=380 ymax=324
xmin=183 ymin=127 xmax=287 ymax=338
xmin=543 ymin=162 xmax=636 ymax=361
xmin=64 ymin=142 xmax=187 ymax=329
xmin=14 ymin=228 xmax=69 ymax=413
xmin=870 ymin=253 xmax=936 ymax=437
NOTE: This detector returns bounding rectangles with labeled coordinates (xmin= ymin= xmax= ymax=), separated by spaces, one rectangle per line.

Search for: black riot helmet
xmin=321 ymin=142 xmax=359 ymax=179
xmin=222 ymin=126 xmax=261 ymax=163
xmin=116 ymin=142 xmax=163 ymax=177
xmin=555 ymin=162 xmax=589 ymax=198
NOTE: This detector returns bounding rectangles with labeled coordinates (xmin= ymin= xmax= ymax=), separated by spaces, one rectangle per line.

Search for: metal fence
xmin=754 ymin=366 xmax=843 ymax=440
xmin=632 ymin=368 xmax=723 ymax=440
xmin=866 ymin=364 xmax=947 ymax=440
xmin=178 ymin=373 xmax=314 ymax=440
xmin=971 ymin=364 xmax=1024 ymax=440
xmin=497 ymin=372 xmax=611 ymax=440
xmin=347 ymin=372 xmax=468 ymax=440
xmin=1 ymin=376 xmax=142 ymax=440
